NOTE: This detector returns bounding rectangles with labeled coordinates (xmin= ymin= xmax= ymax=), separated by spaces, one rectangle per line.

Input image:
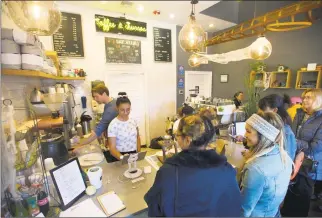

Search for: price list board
xmin=153 ymin=27 xmax=172 ymax=62
xmin=105 ymin=37 xmax=141 ymax=64
xmin=53 ymin=12 xmax=84 ymax=57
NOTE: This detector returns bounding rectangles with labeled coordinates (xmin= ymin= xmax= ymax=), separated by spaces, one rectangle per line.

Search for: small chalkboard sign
xmin=105 ymin=37 xmax=141 ymax=64
xmin=53 ymin=12 xmax=84 ymax=57
xmin=153 ymin=27 xmax=172 ymax=62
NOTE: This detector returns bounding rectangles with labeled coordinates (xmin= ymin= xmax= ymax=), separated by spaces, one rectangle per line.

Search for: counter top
xmin=70 ymin=158 xmax=157 ymax=217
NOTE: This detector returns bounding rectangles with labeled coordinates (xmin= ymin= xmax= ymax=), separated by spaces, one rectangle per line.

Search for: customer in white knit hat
xmin=240 ymin=112 xmax=293 ymax=217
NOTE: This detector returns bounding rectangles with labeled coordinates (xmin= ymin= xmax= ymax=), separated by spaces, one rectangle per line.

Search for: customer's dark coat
xmin=292 ymin=108 xmax=322 ymax=180
xmin=144 ymin=149 xmax=241 ymax=217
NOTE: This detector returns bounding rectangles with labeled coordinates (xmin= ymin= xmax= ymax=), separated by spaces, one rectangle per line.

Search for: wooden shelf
xmin=269 ymin=70 xmax=292 ymax=89
xmin=250 ymin=71 xmax=265 ymax=88
xmin=2 ymin=69 xmax=85 ymax=80
xmin=295 ymin=69 xmax=321 ymax=89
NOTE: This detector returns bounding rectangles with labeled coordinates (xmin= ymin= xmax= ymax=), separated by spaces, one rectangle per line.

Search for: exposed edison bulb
xmin=6 ymin=1 xmax=61 ymax=36
xmin=188 ymin=53 xmax=201 ymax=67
xmin=179 ymin=15 xmax=205 ymax=53
xmin=250 ymin=36 xmax=272 ymax=60
xmin=31 ymin=4 xmax=41 ymax=19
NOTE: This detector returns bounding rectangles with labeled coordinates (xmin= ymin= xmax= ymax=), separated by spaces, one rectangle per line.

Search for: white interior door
xmin=105 ymin=72 xmax=147 ymax=145
xmin=185 ymin=71 xmax=212 ymax=100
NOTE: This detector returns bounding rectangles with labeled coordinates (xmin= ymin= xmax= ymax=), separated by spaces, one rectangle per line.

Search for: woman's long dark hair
xmin=258 ymin=94 xmax=292 ymax=126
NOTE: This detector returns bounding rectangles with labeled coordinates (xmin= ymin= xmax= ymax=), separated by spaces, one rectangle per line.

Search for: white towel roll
xmin=22 ymin=54 xmax=44 ymax=71
xmin=43 ymin=60 xmax=50 ymax=73
xmin=1 ymin=39 xmax=20 ymax=54
xmin=1 ymin=53 xmax=22 ymax=69
xmin=1 ymin=28 xmax=13 ymax=40
xmin=13 ymin=29 xmax=36 ymax=45
xmin=21 ymin=45 xmax=43 ymax=57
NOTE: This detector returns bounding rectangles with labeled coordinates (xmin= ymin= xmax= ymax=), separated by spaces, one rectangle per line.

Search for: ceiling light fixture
xmin=188 ymin=53 xmax=202 ymax=67
xmin=6 ymin=1 xmax=61 ymax=36
xmin=209 ymin=24 xmax=214 ymax=28
xmin=137 ymin=5 xmax=144 ymax=13
xmin=169 ymin=14 xmax=175 ymax=19
xmin=249 ymin=35 xmax=272 ymax=60
xmin=178 ymin=0 xmax=205 ymax=53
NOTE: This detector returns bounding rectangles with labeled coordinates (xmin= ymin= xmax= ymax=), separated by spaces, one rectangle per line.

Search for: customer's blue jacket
xmin=292 ymin=108 xmax=322 ymax=180
xmin=284 ymin=124 xmax=297 ymax=160
xmin=144 ymin=149 xmax=241 ymax=217
xmin=241 ymin=145 xmax=292 ymax=217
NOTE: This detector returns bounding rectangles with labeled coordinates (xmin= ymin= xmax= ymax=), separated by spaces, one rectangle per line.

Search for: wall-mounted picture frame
xmin=220 ymin=74 xmax=228 ymax=83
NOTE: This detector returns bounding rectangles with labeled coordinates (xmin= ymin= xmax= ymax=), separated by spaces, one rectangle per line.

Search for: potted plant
xmin=243 ymin=72 xmax=261 ymax=119
xmin=277 ymin=64 xmax=289 ymax=72
xmin=250 ymin=61 xmax=267 ymax=73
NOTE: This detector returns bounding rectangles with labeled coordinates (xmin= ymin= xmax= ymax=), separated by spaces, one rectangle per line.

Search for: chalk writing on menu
xmin=105 ymin=37 xmax=141 ymax=64
xmin=153 ymin=27 xmax=172 ymax=62
xmin=52 ymin=160 xmax=86 ymax=205
xmin=53 ymin=12 xmax=84 ymax=57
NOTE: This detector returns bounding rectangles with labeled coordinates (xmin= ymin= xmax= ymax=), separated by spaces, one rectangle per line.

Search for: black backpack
xmin=149 ymin=137 xmax=163 ymax=149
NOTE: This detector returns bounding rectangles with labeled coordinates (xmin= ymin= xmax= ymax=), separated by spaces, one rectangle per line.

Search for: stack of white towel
xmin=1 ymin=28 xmax=57 ymax=75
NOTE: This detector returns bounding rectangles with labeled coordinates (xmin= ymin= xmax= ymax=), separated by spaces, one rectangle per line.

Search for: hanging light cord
xmin=190 ymin=0 xmax=198 ymax=16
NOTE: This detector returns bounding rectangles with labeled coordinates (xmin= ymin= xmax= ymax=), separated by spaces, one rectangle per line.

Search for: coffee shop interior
xmin=1 ymin=0 xmax=322 ymax=217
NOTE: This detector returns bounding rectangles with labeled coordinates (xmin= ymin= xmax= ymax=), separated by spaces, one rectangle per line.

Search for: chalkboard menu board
xmin=53 ymin=12 xmax=84 ymax=57
xmin=153 ymin=27 xmax=172 ymax=62
xmin=105 ymin=37 xmax=141 ymax=64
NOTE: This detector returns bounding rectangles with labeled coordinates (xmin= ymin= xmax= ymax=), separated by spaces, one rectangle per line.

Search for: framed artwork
xmin=220 ymin=74 xmax=228 ymax=83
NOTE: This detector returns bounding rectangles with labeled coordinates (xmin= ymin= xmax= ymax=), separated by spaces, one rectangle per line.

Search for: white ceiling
xmin=71 ymin=1 xmax=236 ymax=32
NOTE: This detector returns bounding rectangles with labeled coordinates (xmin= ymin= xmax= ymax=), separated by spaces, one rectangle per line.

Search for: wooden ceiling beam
xmin=206 ymin=1 xmax=322 ymax=46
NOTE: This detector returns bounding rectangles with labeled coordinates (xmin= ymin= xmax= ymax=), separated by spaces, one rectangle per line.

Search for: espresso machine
xmin=35 ymin=93 xmax=75 ymax=166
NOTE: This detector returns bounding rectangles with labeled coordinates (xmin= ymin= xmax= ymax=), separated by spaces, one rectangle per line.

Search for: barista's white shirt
xmin=107 ymin=117 xmax=138 ymax=152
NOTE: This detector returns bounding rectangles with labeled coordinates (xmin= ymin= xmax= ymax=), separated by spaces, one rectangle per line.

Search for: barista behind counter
xmin=233 ymin=91 xmax=244 ymax=109
xmin=73 ymin=84 xmax=117 ymax=148
xmin=106 ymin=92 xmax=141 ymax=163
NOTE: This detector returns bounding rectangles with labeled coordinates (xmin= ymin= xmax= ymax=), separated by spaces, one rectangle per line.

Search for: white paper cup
xmin=87 ymin=166 xmax=103 ymax=189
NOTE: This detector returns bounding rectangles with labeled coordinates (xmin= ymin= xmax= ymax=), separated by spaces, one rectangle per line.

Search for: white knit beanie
xmin=246 ymin=114 xmax=280 ymax=142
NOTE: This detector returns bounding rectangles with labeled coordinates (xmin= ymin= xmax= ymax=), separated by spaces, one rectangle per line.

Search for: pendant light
xmin=249 ymin=35 xmax=272 ymax=60
xmin=179 ymin=0 xmax=206 ymax=53
xmin=249 ymin=1 xmax=272 ymax=60
xmin=6 ymin=1 xmax=61 ymax=36
xmin=188 ymin=53 xmax=202 ymax=67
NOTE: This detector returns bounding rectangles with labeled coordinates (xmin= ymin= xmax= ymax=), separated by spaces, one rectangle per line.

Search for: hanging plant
xmin=250 ymin=61 xmax=267 ymax=72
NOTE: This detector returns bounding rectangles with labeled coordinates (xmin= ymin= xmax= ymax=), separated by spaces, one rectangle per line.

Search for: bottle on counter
xmin=14 ymin=198 xmax=29 ymax=217
xmin=26 ymin=196 xmax=40 ymax=217
xmin=76 ymin=123 xmax=83 ymax=138
xmin=37 ymin=191 xmax=49 ymax=216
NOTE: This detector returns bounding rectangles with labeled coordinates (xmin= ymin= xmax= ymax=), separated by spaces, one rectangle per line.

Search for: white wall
xmin=2 ymin=2 xmax=177 ymax=143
